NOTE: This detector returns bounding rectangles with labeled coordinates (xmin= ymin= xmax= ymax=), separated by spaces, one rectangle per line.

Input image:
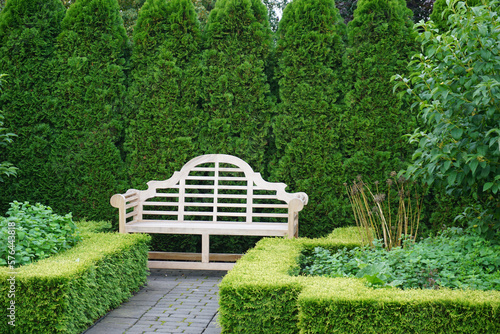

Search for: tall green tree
xmin=200 ymin=0 xmax=274 ymax=175
xmin=50 ymin=0 xmax=129 ymax=221
xmin=0 ymin=0 xmax=65 ymax=212
xmin=339 ymin=0 xmax=418 ymax=223
xmin=125 ymin=0 xmax=203 ymax=252
xmin=126 ymin=0 xmax=202 ymax=188
xmin=0 ymin=75 xmax=17 ymax=182
xmin=272 ymin=0 xmax=346 ymax=237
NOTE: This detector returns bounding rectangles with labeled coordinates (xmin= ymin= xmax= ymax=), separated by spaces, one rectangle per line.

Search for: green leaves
xmin=397 ymin=0 xmax=500 ymax=237
xmin=300 ymin=228 xmax=500 ymax=290
xmin=0 ymin=201 xmax=81 ymax=268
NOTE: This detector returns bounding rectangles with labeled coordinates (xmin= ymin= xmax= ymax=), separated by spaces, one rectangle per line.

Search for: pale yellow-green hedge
xmin=0 ymin=228 xmax=150 ymax=334
xmin=218 ymin=227 xmax=500 ymax=333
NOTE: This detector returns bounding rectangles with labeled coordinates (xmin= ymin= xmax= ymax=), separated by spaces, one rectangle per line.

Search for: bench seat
xmin=125 ymin=221 xmax=290 ymax=236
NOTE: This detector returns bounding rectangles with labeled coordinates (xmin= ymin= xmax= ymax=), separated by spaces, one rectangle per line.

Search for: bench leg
xmin=202 ymin=234 xmax=209 ymax=263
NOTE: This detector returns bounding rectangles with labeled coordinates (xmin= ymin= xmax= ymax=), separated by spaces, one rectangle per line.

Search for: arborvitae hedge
xmin=125 ymin=0 xmax=203 ymax=252
xmin=271 ymin=0 xmax=346 ymax=238
xmin=126 ymin=0 xmax=202 ymax=189
xmin=339 ymin=0 xmax=418 ymax=224
xmin=0 ymin=0 xmax=65 ymax=213
xmin=49 ymin=0 xmax=129 ymax=221
xmin=200 ymin=0 xmax=274 ymax=176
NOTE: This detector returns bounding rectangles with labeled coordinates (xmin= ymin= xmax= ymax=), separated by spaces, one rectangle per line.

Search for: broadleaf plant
xmin=0 ymin=201 xmax=81 ymax=267
xmin=393 ymin=0 xmax=500 ymax=240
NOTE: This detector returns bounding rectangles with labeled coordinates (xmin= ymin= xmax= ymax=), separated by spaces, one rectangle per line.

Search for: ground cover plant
xmin=299 ymin=227 xmax=500 ymax=290
xmin=0 ymin=201 xmax=81 ymax=267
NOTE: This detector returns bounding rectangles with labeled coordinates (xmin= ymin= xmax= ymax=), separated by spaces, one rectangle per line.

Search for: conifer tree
xmin=125 ymin=0 xmax=203 ymax=251
xmin=200 ymin=0 xmax=274 ymax=176
xmin=272 ymin=0 xmax=346 ymax=237
xmin=0 ymin=0 xmax=65 ymax=212
xmin=339 ymin=0 xmax=418 ymax=223
xmin=126 ymin=0 xmax=202 ymax=189
xmin=50 ymin=0 xmax=129 ymax=221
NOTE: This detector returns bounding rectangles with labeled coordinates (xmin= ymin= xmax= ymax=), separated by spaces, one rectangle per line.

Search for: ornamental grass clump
xmin=0 ymin=201 xmax=81 ymax=267
xmin=345 ymin=173 xmax=424 ymax=250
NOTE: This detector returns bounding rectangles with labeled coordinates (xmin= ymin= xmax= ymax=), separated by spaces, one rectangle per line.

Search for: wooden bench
xmin=110 ymin=154 xmax=308 ymax=270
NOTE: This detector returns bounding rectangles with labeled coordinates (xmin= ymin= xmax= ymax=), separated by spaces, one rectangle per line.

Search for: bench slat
xmin=185 ymin=176 xmax=248 ymax=182
xmin=143 ymin=202 xmax=288 ymax=209
xmin=125 ymin=202 xmax=139 ymax=209
xmin=125 ymin=211 xmax=137 ymax=218
xmin=125 ymin=221 xmax=288 ymax=236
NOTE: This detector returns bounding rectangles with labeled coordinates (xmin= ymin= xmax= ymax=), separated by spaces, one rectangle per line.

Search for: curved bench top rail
xmin=132 ymin=154 xmax=308 ymax=205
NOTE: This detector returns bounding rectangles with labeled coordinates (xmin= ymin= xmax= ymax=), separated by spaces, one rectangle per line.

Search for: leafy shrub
xmin=299 ymin=228 xmax=500 ymax=290
xmin=394 ymin=0 xmax=500 ymax=239
xmin=0 ymin=201 xmax=81 ymax=267
xmin=429 ymin=0 xmax=481 ymax=32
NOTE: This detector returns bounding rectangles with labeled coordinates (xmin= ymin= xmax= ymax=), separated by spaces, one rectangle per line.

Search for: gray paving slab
xmin=83 ymin=269 xmax=226 ymax=334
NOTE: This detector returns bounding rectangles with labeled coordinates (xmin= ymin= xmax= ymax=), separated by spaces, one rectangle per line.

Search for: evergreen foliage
xmin=126 ymin=0 xmax=202 ymax=188
xmin=272 ymin=0 xmax=346 ymax=237
xmin=339 ymin=0 xmax=418 ymax=225
xmin=0 ymin=0 xmax=65 ymax=211
xmin=0 ymin=75 xmax=17 ymax=182
xmin=198 ymin=0 xmax=274 ymax=253
xmin=200 ymin=0 xmax=274 ymax=175
xmin=49 ymin=0 xmax=129 ymax=221
xmin=125 ymin=0 xmax=203 ymax=251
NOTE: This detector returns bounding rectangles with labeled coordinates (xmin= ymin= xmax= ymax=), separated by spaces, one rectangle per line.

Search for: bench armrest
xmin=287 ymin=192 xmax=308 ymax=238
xmin=110 ymin=190 xmax=139 ymax=233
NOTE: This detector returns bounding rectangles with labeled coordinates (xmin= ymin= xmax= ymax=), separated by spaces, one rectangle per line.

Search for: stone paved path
xmin=83 ymin=269 xmax=227 ymax=334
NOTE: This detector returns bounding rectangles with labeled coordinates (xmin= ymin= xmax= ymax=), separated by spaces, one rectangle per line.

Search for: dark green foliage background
xmin=126 ymin=0 xmax=202 ymax=188
xmin=0 ymin=0 xmax=66 ymax=215
xmin=271 ymin=0 xmax=345 ymax=237
xmin=339 ymin=0 xmax=419 ymax=223
xmin=125 ymin=0 xmax=203 ymax=252
xmin=49 ymin=0 xmax=129 ymax=221
xmin=0 ymin=0 xmax=475 ymax=253
xmin=200 ymin=0 xmax=274 ymax=176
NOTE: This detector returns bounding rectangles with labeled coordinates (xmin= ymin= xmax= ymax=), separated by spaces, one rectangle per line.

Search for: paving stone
xmin=82 ymin=269 xmax=225 ymax=334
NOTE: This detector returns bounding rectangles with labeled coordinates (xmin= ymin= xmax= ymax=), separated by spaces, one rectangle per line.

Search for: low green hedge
xmin=0 ymin=228 xmax=150 ymax=334
xmin=218 ymin=227 xmax=500 ymax=333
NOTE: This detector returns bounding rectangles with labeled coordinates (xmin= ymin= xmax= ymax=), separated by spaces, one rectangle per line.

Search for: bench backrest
xmin=123 ymin=154 xmax=307 ymax=225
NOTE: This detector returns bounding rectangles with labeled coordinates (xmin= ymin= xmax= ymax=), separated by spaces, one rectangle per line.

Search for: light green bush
xmin=0 ymin=202 xmax=80 ymax=267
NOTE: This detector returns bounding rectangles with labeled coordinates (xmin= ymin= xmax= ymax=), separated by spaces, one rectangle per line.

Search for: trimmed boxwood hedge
xmin=218 ymin=227 xmax=500 ymax=333
xmin=0 ymin=230 xmax=150 ymax=334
